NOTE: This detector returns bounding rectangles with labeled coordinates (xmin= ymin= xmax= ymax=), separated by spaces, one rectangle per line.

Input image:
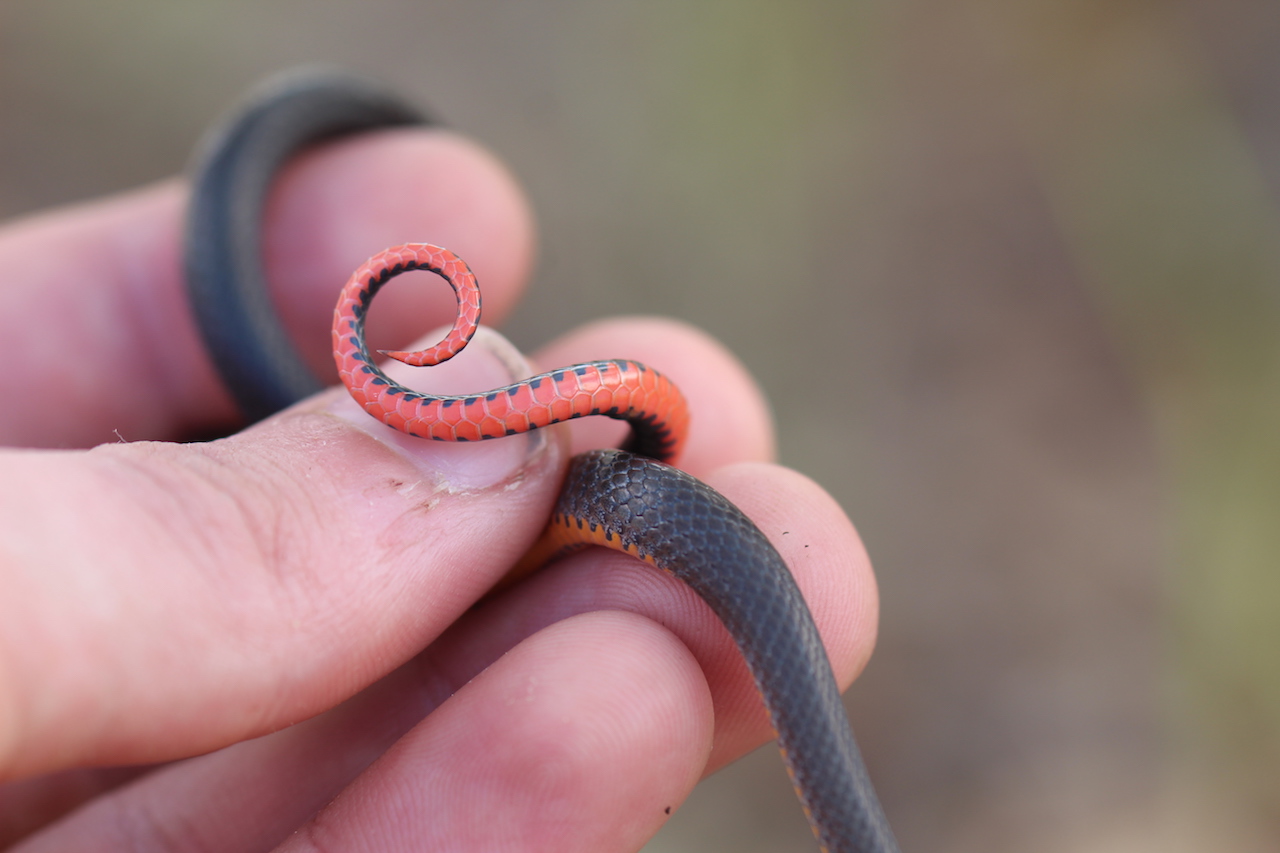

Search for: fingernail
xmin=324 ymin=326 xmax=547 ymax=489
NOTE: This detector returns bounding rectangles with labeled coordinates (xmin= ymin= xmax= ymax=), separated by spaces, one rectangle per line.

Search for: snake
xmin=183 ymin=69 xmax=900 ymax=853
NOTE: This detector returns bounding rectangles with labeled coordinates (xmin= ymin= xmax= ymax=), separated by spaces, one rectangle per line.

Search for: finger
xmin=0 ymin=315 xmax=784 ymax=781
xmin=9 ymin=629 xmax=448 ymax=851
xmin=13 ymin=613 xmax=712 ymax=853
xmin=0 ymin=328 xmax=567 ymax=781
xmin=467 ymin=461 xmax=877 ymax=773
xmin=4 ymin=466 xmax=868 ymax=848
xmin=533 ymin=317 xmax=776 ymax=472
xmin=0 ymin=128 xmax=534 ymax=448
xmin=281 ymin=613 xmax=712 ymax=853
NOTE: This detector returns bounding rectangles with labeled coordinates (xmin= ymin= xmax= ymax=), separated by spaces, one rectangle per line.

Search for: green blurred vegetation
xmin=1002 ymin=2 xmax=1280 ymax=801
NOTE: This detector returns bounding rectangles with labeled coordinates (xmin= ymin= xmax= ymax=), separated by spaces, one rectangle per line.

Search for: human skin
xmin=0 ymin=128 xmax=879 ymax=851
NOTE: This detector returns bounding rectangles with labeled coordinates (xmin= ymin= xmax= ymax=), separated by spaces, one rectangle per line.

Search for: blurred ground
xmin=3 ymin=1 xmax=1280 ymax=850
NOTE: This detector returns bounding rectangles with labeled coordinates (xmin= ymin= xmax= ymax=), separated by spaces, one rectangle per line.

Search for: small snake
xmin=184 ymin=69 xmax=900 ymax=853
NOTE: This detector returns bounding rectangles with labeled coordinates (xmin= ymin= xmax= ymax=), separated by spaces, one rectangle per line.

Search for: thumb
xmin=0 ymin=327 xmax=564 ymax=781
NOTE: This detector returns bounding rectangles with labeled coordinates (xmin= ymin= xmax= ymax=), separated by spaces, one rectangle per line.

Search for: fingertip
xmin=534 ymin=317 xmax=776 ymax=473
xmin=705 ymin=462 xmax=879 ymax=689
xmin=264 ymin=127 xmax=537 ymax=383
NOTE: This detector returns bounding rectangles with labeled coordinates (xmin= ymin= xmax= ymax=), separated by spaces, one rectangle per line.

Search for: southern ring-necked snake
xmin=183 ymin=69 xmax=900 ymax=853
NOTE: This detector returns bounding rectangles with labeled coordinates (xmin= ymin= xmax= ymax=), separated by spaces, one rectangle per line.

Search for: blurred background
xmin=3 ymin=1 xmax=1279 ymax=850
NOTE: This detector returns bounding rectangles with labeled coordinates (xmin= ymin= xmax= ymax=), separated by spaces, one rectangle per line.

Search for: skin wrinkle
xmin=367 ymin=442 xmax=553 ymax=577
xmin=332 ymin=402 xmax=567 ymax=617
xmin=224 ymin=470 xmax=413 ymax=666
xmin=78 ymin=444 xmax=304 ymax=738
xmin=203 ymin=407 xmax=559 ymax=703
xmin=154 ymin=423 xmax=385 ymax=618
xmin=64 ymin=438 xmax=381 ymax=742
xmin=193 ymin=444 xmax=334 ymax=602
xmin=85 ymin=448 xmax=244 ymax=606
xmin=86 ymin=442 xmax=278 ymax=594
xmin=146 ymin=398 xmax=548 ymax=667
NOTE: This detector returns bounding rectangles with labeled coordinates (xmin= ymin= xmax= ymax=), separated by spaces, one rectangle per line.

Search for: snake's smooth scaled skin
xmin=186 ymin=68 xmax=429 ymax=421
xmin=184 ymin=70 xmax=901 ymax=853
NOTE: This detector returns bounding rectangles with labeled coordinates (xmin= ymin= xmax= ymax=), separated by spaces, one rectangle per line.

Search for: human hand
xmin=0 ymin=128 xmax=879 ymax=850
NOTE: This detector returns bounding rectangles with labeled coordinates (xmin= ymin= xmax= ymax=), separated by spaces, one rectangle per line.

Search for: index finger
xmin=0 ymin=128 xmax=534 ymax=448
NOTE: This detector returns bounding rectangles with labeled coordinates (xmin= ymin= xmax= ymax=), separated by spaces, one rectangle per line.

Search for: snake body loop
xmin=331 ymin=243 xmax=688 ymax=461
xmin=184 ymin=69 xmax=900 ymax=853
xmin=185 ymin=68 xmax=429 ymax=420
